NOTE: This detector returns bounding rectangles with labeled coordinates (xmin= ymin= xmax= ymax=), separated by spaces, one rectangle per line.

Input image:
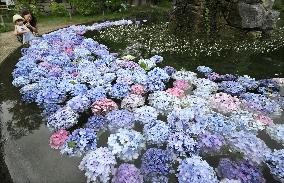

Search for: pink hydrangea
xmin=166 ymin=87 xmax=185 ymax=97
xmin=49 ymin=129 xmax=70 ymax=149
xmin=210 ymin=93 xmax=241 ymax=113
xmin=91 ymin=98 xmax=118 ymax=115
xmin=254 ymin=114 xmax=274 ymax=125
xmin=130 ymin=84 xmax=145 ymax=95
xmin=173 ymin=80 xmax=190 ymax=90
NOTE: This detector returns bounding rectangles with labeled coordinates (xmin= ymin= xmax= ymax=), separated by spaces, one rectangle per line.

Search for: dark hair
xmin=21 ymin=10 xmax=37 ymax=27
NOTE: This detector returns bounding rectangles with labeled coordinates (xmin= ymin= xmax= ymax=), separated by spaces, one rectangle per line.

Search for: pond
xmin=0 ymin=21 xmax=284 ymax=183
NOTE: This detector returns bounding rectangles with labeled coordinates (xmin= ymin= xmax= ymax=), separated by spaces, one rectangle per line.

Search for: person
xmin=13 ymin=14 xmax=35 ymax=44
xmin=21 ymin=10 xmax=38 ymax=34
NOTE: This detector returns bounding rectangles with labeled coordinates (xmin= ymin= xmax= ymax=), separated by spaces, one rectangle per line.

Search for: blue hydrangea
xmin=86 ymin=86 xmax=106 ymax=102
xmin=85 ymin=115 xmax=108 ymax=131
xmin=47 ymin=107 xmax=79 ymax=131
xmin=177 ymin=156 xmax=218 ymax=183
xmin=109 ymin=83 xmax=130 ymax=99
xmin=167 ymin=131 xmax=199 ymax=157
xmin=61 ymin=128 xmax=97 ymax=157
xmin=197 ymin=66 xmax=213 ymax=74
xmin=143 ymin=120 xmax=170 ymax=145
xmin=167 ymin=108 xmax=195 ymax=131
xmin=107 ymin=110 xmax=135 ymax=131
xmin=133 ymin=106 xmax=159 ymax=124
xmin=112 ymin=163 xmax=143 ymax=183
xmin=67 ymin=95 xmax=91 ymax=113
xmin=237 ymin=75 xmax=259 ymax=90
xmin=265 ymin=149 xmax=284 ymax=182
xmin=218 ymin=81 xmax=246 ymax=95
xmin=141 ymin=148 xmax=173 ymax=182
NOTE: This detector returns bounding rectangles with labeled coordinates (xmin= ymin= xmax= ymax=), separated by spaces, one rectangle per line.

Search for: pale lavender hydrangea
xmin=66 ymin=95 xmax=91 ymax=113
xmin=108 ymin=129 xmax=145 ymax=161
xmin=79 ymin=147 xmax=116 ymax=183
xmin=112 ymin=163 xmax=143 ymax=183
xmin=133 ymin=106 xmax=159 ymax=124
xmin=107 ymin=110 xmax=135 ymax=131
xmin=177 ymin=156 xmax=218 ymax=183
xmin=265 ymin=149 xmax=284 ymax=182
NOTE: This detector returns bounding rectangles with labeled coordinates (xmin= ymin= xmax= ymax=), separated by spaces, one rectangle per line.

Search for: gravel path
xmin=0 ymin=23 xmax=76 ymax=65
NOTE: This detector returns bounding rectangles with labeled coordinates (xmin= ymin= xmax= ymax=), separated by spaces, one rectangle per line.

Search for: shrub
xmin=49 ymin=2 xmax=69 ymax=16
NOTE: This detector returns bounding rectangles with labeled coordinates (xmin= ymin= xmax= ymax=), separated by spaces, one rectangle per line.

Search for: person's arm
xmin=26 ymin=22 xmax=38 ymax=33
xmin=14 ymin=25 xmax=30 ymax=35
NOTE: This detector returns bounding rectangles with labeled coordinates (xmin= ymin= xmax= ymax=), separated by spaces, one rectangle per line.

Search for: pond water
xmin=0 ymin=23 xmax=284 ymax=183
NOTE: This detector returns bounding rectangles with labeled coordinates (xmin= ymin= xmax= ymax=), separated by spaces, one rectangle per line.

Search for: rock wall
xmin=170 ymin=0 xmax=280 ymax=35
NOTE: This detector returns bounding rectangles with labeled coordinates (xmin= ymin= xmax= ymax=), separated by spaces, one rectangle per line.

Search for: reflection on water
xmin=0 ymin=28 xmax=283 ymax=182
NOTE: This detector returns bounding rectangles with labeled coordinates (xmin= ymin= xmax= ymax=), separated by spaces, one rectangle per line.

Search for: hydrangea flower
xmin=254 ymin=114 xmax=273 ymax=125
xmin=112 ymin=163 xmax=143 ymax=183
xmin=148 ymin=67 xmax=170 ymax=82
xmin=177 ymin=156 xmax=218 ymax=183
xmin=49 ymin=129 xmax=70 ymax=149
xmin=79 ymin=147 xmax=116 ymax=183
xmin=141 ymin=148 xmax=173 ymax=182
xmin=143 ymin=120 xmax=170 ymax=145
xmin=265 ymin=149 xmax=284 ymax=182
xmin=172 ymin=70 xmax=197 ymax=82
xmin=86 ymin=87 xmax=106 ymax=102
xmin=121 ymin=94 xmax=145 ymax=111
xmin=47 ymin=107 xmax=79 ymax=131
xmin=219 ymin=81 xmax=246 ymax=95
xmin=108 ymin=129 xmax=145 ymax=161
xmin=163 ymin=66 xmax=176 ymax=76
xmin=198 ymin=131 xmax=225 ymax=155
xmin=240 ymin=93 xmax=282 ymax=115
xmin=61 ymin=128 xmax=97 ymax=157
xmin=149 ymin=55 xmax=163 ymax=63
xmin=110 ymin=83 xmax=130 ymax=99
xmin=227 ymin=131 xmax=271 ymax=164
xmin=167 ymin=108 xmax=194 ymax=131
xmin=85 ymin=115 xmax=108 ymax=131
xmin=130 ymin=84 xmax=145 ymax=95
xmin=167 ymin=130 xmax=199 ymax=157
xmin=166 ymin=87 xmax=185 ymax=97
xmin=209 ymin=92 xmax=241 ymax=114
xmin=197 ymin=66 xmax=213 ymax=74
xmin=148 ymin=91 xmax=181 ymax=113
xmin=66 ymin=95 xmax=91 ymax=113
xmin=138 ymin=59 xmax=156 ymax=70
xmin=173 ymin=80 xmax=191 ymax=90
xmin=107 ymin=110 xmax=135 ymax=131
xmin=217 ymin=158 xmax=266 ymax=183
xmin=91 ymin=98 xmax=118 ymax=115
xmin=266 ymin=124 xmax=284 ymax=145
xmin=133 ymin=106 xmax=159 ymax=124
xmin=237 ymin=75 xmax=259 ymax=90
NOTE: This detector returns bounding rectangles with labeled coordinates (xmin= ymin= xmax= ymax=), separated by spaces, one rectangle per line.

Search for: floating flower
xmin=265 ymin=149 xmax=284 ymax=182
xmin=108 ymin=129 xmax=145 ymax=161
xmin=112 ymin=163 xmax=143 ymax=183
xmin=217 ymin=158 xmax=265 ymax=183
xmin=266 ymin=124 xmax=284 ymax=145
xmin=143 ymin=120 xmax=170 ymax=145
xmin=66 ymin=95 xmax=91 ymax=113
xmin=49 ymin=129 xmax=70 ymax=149
xmin=173 ymin=80 xmax=190 ymax=90
xmin=79 ymin=147 xmax=116 ymax=183
xmin=177 ymin=156 xmax=218 ymax=183
xmin=133 ymin=106 xmax=159 ymax=124
xmin=61 ymin=128 xmax=97 ymax=157
xmin=91 ymin=98 xmax=118 ymax=115
xmin=166 ymin=87 xmax=185 ymax=97
xmin=130 ymin=84 xmax=145 ymax=95
xmin=141 ymin=148 xmax=173 ymax=182
xmin=121 ymin=94 xmax=145 ymax=111
xmin=107 ymin=110 xmax=135 ymax=131
xmin=47 ymin=107 xmax=79 ymax=131
xmin=85 ymin=115 xmax=108 ymax=131
xmin=209 ymin=92 xmax=241 ymax=114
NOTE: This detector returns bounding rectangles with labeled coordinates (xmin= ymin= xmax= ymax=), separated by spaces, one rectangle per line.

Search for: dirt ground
xmin=0 ymin=23 xmax=75 ymax=65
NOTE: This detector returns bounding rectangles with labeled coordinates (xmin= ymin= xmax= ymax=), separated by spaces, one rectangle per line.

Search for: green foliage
xmin=68 ymin=0 xmax=128 ymax=15
xmin=274 ymin=0 xmax=284 ymax=17
xmin=13 ymin=1 xmax=41 ymax=17
xmin=49 ymin=2 xmax=69 ymax=16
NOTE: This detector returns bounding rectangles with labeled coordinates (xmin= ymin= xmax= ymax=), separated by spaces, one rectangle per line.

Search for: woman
xmin=14 ymin=10 xmax=38 ymax=43
xmin=21 ymin=10 xmax=38 ymax=34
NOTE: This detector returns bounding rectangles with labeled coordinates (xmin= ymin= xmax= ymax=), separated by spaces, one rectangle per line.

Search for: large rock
xmin=221 ymin=0 xmax=279 ymax=32
xmin=169 ymin=0 xmax=279 ymax=35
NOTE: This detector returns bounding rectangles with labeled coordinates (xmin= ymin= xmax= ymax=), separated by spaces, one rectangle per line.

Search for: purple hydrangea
xmin=107 ymin=110 xmax=135 ymax=131
xmin=217 ymin=158 xmax=266 ymax=183
xmin=112 ymin=163 xmax=143 ymax=183
xmin=141 ymin=148 xmax=173 ymax=182
xmin=85 ymin=115 xmax=108 ymax=131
